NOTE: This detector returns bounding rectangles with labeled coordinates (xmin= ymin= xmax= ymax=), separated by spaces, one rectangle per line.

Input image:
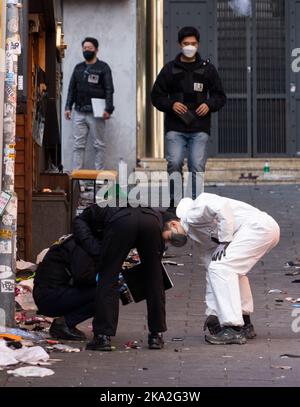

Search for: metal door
xmin=164 ymin=0 xmax=292 ymax=156
xmin=218 ymin=0 xmax=287 ymax=156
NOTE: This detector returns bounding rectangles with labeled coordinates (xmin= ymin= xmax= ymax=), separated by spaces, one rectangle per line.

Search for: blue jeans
xmin=166 ymin=131 xmax=209 ymax=201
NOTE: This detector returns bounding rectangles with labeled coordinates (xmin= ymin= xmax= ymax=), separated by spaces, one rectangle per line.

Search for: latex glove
xmin=212 ymin=242 xmax=230 ymax=261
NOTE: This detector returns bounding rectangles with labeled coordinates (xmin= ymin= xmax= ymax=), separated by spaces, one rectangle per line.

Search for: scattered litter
xmin=0 ymin=341 xmax=50 ymax=367
xmin=0 ymin=333 xmax=22 ymax=342
xmin=0 ymin=353 xmax=19 ymax=366
xmin=172 ymin=337 xmax=183 ymax=342
xmin=285 ymin=261 xmax=300 ymax=268
xmin=124 ymin=341 xmax=141 ymax=350
xmin=285 ymin=297 xmax=300 ymax=303
xmin=17 ymin=260 xmax=38 ymax=273
xmin=0 ymin=327 xmax=49 ymax=341
xmin=0 ymin=341 xmax=19 ymax=366
xmin=6 ymin=341 xmax=22 ymax=350
xmin=46 ymin=340 xmax=60 ymax=345
xmin=268 ymin=289 xmax=284 ymax=294
xmin=7 ymin=366 xmax=55 ymax=377
xmin=280 ymin=354 xmax=300 ymax=359
xmin=285 ymin=271 xmax=300 ymax=276
xmin=51 ymin=344 xmax=81 ymax=353
xmin=14 ymin=346 xmax=49 ymax=364
xmin=271 ymin=365 xmax=292 ymax=370
xmin=162 ymin=260 xmax=184 ymax=266
xmin=15 ymin=279 xmax=37 ymax=311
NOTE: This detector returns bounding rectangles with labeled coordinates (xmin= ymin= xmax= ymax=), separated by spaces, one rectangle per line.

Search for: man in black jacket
xmin=33 ymin=235 xmax=97 ymax=341
xmin=72 ymin=204 xmax=167 ymax=351
xmin=65 ymin=37 xmax=114 ymax=170
xmin=151 ymin=27 xmax=226 ymax=203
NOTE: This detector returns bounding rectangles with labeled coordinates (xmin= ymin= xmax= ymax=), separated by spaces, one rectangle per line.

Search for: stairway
xmin=136 ymin=158 xmax=300 ymax=184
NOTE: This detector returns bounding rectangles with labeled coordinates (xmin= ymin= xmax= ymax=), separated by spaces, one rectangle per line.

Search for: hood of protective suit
xmin=176 ymin=198 xmax=195 ymax=221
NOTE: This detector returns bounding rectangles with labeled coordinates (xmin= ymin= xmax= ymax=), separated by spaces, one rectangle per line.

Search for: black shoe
xmin=203 ymin=315 xmax=222 ymax=335
xmin=86 ymin=334 xmax=112 ymax=351
xmin=148 ymin=333 xmax=164 ymax=350
xmin=205 ymin=326 xmax=247 ymax=345
xmin=49 ymin=317 xmax=87 ymax=341
xmin=243 ymin=323 xmax=256 ymax=339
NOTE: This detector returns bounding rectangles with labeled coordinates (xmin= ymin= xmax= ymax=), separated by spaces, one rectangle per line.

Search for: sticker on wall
xmin=5 ymin=52 xmax=14 ymax=72
xmin=0 ymin=229 xmax=13 ymax=240
xmin=0 ymin=266 xmax=13 ymax=280
xmin=6 ymin=71 xmax=15 ymax=85
xmin=18 ymin=75 xmax=23 ymax=90
xmin=7 ymin=18 xmax=18 ymax=34
xmin=1 ymin=214 xmax=14 ymax=227
xmin=0 ymin=192 xmax=12 ymax=217
xmin=8 ymin=40 xmax=21 ymax=55
xmin=4 ymin=103 xmax=15 ymax=116
xmin=1 ymin=279 xmax=15 ymax=293
xmin=6 ymin=86 xmax=16 ymax=103
xmin=5 ymin=160 xmax=15 ymax=176
xmin=3 ymin=122 xmax=13 ymax=133
xmin=0 ymin=241 xmax=12 ymax=254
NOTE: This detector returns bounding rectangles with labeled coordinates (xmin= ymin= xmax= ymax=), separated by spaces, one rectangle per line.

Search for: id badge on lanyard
xmin=88 ymin=74 xmax=99 ymax=84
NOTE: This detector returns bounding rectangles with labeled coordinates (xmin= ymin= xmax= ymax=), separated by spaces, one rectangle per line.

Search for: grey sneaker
xmin=205 ymin=326 xmax=247 ymax=345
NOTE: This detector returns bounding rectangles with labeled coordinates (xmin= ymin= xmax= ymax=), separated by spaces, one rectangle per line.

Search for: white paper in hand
xmin=91 ymin=98 xmax=106 ymax=118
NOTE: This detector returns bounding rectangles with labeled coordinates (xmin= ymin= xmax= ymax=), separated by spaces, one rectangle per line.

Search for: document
xmin=91 ymin=98 xmax=106 ymax=118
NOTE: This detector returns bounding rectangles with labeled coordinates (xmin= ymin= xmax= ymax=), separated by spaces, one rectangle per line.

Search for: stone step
xmin=136 ymin=158 xmax=300 ymax=184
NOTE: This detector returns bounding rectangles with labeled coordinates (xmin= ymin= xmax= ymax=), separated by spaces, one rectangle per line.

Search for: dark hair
xmin=162 ymin=211 xmax=180 ymax=230
xmin=82 ymin=37 xmax=99 ymax=49
xmin=178 ymin=26 xmax=200 ymax=43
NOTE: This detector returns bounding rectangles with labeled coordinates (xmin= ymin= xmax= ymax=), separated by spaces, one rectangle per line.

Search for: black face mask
xmin=83 ymin=50 xmax=96 ymax=61
xmin=170 ymin=233 xmax=188 ymax=248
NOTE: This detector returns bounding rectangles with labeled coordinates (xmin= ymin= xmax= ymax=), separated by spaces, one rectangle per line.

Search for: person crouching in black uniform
xmin=33 ymin=235 xmax=98 ymax=341
xmin=72 ymin=204 xmax=167 ymax=351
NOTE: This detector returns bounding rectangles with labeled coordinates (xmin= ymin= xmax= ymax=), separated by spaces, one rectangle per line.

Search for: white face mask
xmin=182 ymin=45 xmax=198 ymax=58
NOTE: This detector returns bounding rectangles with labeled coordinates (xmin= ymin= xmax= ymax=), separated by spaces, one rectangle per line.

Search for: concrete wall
xmin=62 ymin=0 xmax=137 ymax=172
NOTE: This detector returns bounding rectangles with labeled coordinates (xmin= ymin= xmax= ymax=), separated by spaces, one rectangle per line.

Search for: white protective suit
xmin=176 ymin=193 xmax=280 ymax=326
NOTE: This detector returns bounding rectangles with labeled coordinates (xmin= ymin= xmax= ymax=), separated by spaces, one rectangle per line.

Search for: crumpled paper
xmin=7 ymin=366 xmax=54 ymax=377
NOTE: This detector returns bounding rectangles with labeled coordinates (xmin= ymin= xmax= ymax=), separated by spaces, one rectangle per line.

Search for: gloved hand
xmin=212 ymin=242 xmax=230 ymax=261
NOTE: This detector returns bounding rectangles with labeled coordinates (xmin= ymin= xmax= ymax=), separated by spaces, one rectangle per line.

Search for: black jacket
xmin=151 ymin=53 xmax=226 ymax=134
xmin=73 ymin=205 xmax=163 ymax=259
xmin=34 ymin=236 xmax=97 ymax=288
xmin=65 ymin=59 xmax=114 ymax=114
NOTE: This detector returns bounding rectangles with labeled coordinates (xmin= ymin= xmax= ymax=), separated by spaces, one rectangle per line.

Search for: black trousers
xmin=93 ymin=207 xmax=167 ymax=336
xmin=33 ymin=284 xmax=96 ymax=328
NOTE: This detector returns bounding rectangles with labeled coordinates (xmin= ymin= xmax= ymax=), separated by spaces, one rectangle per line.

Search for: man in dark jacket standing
xmin=65 ymin=37 xmax=114 ymax=170
xmin=151 ymin=27 xmax=226 ymax=203
xmin=72 ymin=204 xmax=167 ymax=351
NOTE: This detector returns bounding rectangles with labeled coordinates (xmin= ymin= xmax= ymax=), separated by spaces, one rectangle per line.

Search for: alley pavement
xmin=1 ymin=184 xmax=300 ymax=387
